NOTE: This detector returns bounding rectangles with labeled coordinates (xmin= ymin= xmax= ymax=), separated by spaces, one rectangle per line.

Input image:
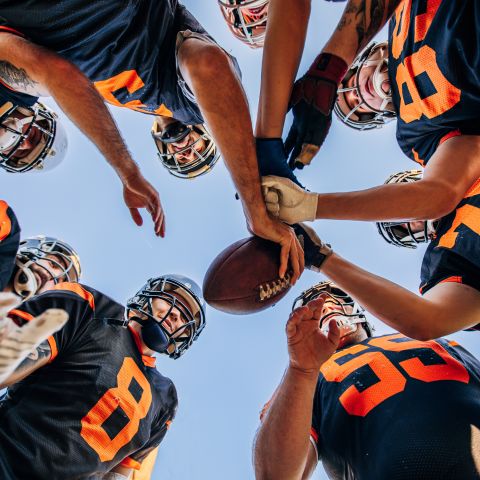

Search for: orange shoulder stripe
xmin=51 ymin=282 xmax=95 ymax=310
xmin=0 ymin=26 xmax=24 ymax=37
xmin=0 ymin=200 xmax=12 ymax=242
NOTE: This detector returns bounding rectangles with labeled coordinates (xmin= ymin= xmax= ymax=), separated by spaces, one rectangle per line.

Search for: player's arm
xmin=322 ymin=254 xmax=480 ymax=339
xmin=284 ymin=0 xmax=401 ymax=168
xmin=295 ymin=223 xmax=480 ymax=339
xmin=0 ymin=33 xmax=164 ymax=236
xmin=0 ymin=338 xmax=51 ymax=388
xmin=263 ymin=136 xmax=480 ymax=223
xmin=255 ymin=0 xmax=311 ymax=139
xmin=254 ymin=298 xmax=340 ymax=480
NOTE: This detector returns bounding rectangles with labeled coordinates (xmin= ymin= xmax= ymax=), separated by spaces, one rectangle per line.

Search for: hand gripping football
xmin=203 ymin=236 xmax=292 ymax=314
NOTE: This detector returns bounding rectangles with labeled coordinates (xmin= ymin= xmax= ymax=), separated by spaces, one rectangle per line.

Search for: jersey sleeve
xmin=310 ymin=382 xmax=323 ymax=460
xmin=8 ymin=284 xmax=94 ymax=362
xmin=0 ymin=201 xmax=20 ymax=291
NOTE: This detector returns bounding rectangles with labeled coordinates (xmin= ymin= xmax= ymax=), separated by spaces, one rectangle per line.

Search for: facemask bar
xmin=125 ymin=276 xmax=206 ymax=359
xmin=376 ymin=170 xmax=438 ymax=248
xmin=334 ymin=42 xmax=396 ymax=131
xmin=0 ymin=104 xmax=57 ymax=173
xmin=14 ymin=237 xmax=81 ymax=298
xmin=152 ymin=123 xmax=220 ymax=179
xmin=218 ymin=0 xmax=268 ymax=48
xmin=292 ymin=282 xmax=373 ymax=338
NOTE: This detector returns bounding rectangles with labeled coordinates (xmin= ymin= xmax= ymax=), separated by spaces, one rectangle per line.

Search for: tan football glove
xmin=0 ymin=292 xmax=68 ymax=384
xmin=261 ymin=175 xmax=318 ymax=224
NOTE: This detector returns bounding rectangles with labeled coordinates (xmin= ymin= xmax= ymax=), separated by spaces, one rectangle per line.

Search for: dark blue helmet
xmin=126 ymin=275 xmax=206 ymax=359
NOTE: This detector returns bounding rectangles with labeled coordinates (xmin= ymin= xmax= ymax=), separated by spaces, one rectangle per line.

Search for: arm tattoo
xmin=0 ymin=60 xmax=38 ymax=90
xmin=0 ymin=339 xmax=51 ymax=386
xmin=336 ymin=0 xmax=401 ymax=52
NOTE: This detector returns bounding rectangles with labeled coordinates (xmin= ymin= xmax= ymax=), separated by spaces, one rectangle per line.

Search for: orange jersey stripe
xmin=120 ymin=456 xmax=142 ymax=471
xmin=51 ymin=282 xmax=95 ymax=310
xmin=0 ymin=201 xmax=12 ymax=242
xmin=439 ymin=129 xmax=461 ymax=146
xmin=47 ymin=335 xmax=58 ymax=363
xmin=440 ymin=276 xmax=463 ymax=285
xmin=9 ymin=309 xmax=34 ymax=322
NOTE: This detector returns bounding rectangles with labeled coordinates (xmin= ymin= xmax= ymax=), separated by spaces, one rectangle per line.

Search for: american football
xmin=203 ymin=236 xmax=292 ymax=314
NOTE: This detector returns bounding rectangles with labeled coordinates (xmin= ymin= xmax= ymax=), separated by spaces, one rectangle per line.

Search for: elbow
xmin=419 ymin=182 xmax=462 ymax=220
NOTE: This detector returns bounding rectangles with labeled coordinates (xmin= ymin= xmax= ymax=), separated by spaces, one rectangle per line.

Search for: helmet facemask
xmin=126 ymin=275 xmax=206 ymax=359
xmin=0 ymin=102 xmax=67 ymax=173
xmin=151 ymin=120 xmax=220 ymax=179
xmin=376 ymin=170 xmax=438 ymax=248
xmin=335 ymin=42 xmax=396 ymax=131
xmin=14 ymin=236 xmax=81 ymax=299
xmin=218 ymin=0 xmax=269 ymax=48
xmin=293 ymin=281 xmax=373 ymax=339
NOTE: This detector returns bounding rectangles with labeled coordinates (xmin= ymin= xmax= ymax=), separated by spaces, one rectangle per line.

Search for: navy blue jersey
xmin=0 ymin=1 xmax=214 ymax=124
xmin=420 ymin=178 xmax=480 ymax=330
xmin=388 ymin=0 xmax=480 ymax=165
xmin=0 ymin=283 xmax=177 ymax=479
xmin=0 ymin=201 xmax=20 ymax=291
xmin=312 ymin=334 xmax=480 ymax=479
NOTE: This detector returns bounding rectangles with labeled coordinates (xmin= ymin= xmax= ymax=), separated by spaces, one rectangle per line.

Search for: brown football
xmin=203 ymin=236 xmax=292 ymax=314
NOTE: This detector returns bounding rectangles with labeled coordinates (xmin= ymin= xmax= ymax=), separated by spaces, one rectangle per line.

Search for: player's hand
xmin=0 ymin=293 xmax=21 ymax=342
xmin=287 ymin=297 xmax=341 ymax=374
xmin=249 ymin=215 xmax=305 ymax=285
xmin=292 ymin=223 xmax=333 ymax=272
xmin=285 ymin=53 xmax=348 ymax=170
xmin=123 ymin=172 xmax=165 ymax=237
xmin=262 ymin=175 xmax=318 ymax=224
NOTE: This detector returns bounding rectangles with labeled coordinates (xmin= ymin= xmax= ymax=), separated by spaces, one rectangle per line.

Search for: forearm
xmin=321 ymin=253 xmax=447 ymax=339
xmin=39 ymin=57 xmax=139 ymax=181
xmin=254 ymin=367 xmax=317 ymax=480
xmin=315 ymin=180 xmax=455 ymax=221
xmin=255 ymin=0 xmax=311 ymax=137
xmin=323 ymin=0 xmax=401 ymax=65
xmin=0 ymin=35 xmax=139 ymax=182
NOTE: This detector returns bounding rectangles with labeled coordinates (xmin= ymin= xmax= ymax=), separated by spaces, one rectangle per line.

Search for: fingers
xmin=264 ymin=189 xmax=280 ymax=218
xmin=0 ymin=293 xmax=21 ymax=320
xmin=129 ymin=208 xmax=143 ymax=227
xmin=294 ymin=233 xmax=305 ymax=279
xmin=279 ymin=240 xmax=290 ymax=281
xmin=326 ymin=319 xmax=341 ymax=348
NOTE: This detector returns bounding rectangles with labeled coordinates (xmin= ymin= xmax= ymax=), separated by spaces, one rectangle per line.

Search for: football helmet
xmin=335 ymin=42 xmax=396 ymax=131
xmin=13 ymin=236 xmax=82 ymax=299
xmin=151 ymin=120 xmax=220 ymax=179
xmin=0 ymin=101 xmax=67 ymax=173
xmin=126 ymin=275 xmax=206 ymax=359
xmin=292 ymin=281 xmax=373 ymax=338
xmin=218 ymin=0 xmax=269 ymax=48
xmin=376 ymin=170 xmax=438 ymax=249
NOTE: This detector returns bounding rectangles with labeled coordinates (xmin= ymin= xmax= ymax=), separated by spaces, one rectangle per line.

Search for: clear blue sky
xmin=2 ymin=2 xmax=479 ymax=479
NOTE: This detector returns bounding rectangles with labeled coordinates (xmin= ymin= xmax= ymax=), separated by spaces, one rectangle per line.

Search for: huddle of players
xmin=1 ymin=0 xmax=480 ymax=479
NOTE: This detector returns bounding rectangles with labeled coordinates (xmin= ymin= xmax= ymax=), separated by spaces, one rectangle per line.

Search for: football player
xmin=0 ymin=2 xmax=304 ymax=282
xmin=0 ymin=222 xmax=81 ymax=384
xmin=151 ymin=117 xmax=219 ymax=179
xmin=0 ymin=100 xmax=67 ymax=173
xmin=0 ymin=274 xmax=205 ymax=479
xmin=289 ymin=221 xmax=480 ymax=340
xmin=254 ymin=283 xmax=480 ymax=480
